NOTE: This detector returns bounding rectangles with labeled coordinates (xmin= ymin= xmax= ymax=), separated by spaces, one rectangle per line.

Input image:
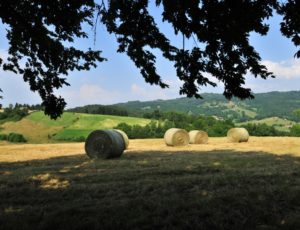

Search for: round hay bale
xmin=189 ymin=130 xmax=209 ymax=144
xmin=85 ymin=129 xmax=125 ymax=159
xmin=114 ymin=129 xmax=129 ymax=149
xmin=227 ymin=128 xmax=249 ymax=143
xmin=164 ymin=128 xmax=189 ymax=146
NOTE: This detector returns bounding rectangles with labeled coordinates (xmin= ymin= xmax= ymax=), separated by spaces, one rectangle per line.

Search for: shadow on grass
xmin=0 ymin=150 xmax=300 ymax=230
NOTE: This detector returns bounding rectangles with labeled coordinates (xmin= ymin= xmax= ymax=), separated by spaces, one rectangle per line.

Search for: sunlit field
xmin=0 ymin=111 xmax=150 ymax=143
xmin=1 ymin=137 xmax=300 ymax=229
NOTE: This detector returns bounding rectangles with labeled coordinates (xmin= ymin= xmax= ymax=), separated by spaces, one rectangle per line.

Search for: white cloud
xmin=262 ymin=59 xmax=300 ymax=79
xmin=0 ymin=49 xmax=8 ymax=60
xmin=61 ymin=84 xmax=121 ymax=108
xmin=0 ymin=52 xmax=42 ymax=106
xmin=0 ymin=73 xmax=41 ymax=106
xmin=130 ymin=83 xmax=171 ymax=100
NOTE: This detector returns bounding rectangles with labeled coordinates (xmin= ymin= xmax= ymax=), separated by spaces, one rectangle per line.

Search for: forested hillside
xmin=113 ymin=91 xmax=300 ymax=121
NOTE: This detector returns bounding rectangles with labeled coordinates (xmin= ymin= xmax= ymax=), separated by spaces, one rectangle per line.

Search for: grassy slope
xmin=0 ymin=137 xmax=300 ymax=229
xmin=0 ymin=111 xmax=150 ymax=143
xmin=238 ymin=117 xmax=296 ymax=131
xmin=226 ymin=104 xmax=257 ymax=118
xmin=53 ymin=113 xmax=150 ymax=141
xmin=0 ymin=118 xmax=62 ymax=143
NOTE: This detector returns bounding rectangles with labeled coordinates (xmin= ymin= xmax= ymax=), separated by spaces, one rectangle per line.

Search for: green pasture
xmin=1 ymin=112 xmax=151 ymax=143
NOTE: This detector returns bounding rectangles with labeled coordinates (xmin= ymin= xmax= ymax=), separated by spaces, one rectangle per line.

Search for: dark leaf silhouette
xmin=1 ymin=0 xmax=300 ymax=118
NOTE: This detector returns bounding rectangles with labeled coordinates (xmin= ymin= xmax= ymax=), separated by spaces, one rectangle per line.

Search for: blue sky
xmin=0 ymin=6 xmax=300 ymax=108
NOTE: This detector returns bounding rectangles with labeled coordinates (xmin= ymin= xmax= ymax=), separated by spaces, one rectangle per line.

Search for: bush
xmin=0 ymin=134 xmax=8 ymax=140
xmin=290 ymin=124 xmax=300 ymax=137
xmin=7 ymin=133 xmax=27 ymax=143
xmin=242 ymin=124 xmax=289 ymax=136
xmin=0 ymin=105 xmax=28 ymax=122
xmin=0 ymin=133 xmax=27 ymax=142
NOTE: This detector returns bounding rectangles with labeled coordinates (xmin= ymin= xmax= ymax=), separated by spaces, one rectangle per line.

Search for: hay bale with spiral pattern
xmin=189 ymin=130 xmax=209 ymax=144
xmin=227 ymin=128 xmax=249 ymax=143
xmin=164 ymin=128 xmax=189 ymax=146
xmin=114 ymin=129 xmax=129 ymax=149
xmin=85 ymin=129 xmax=125 ymax=159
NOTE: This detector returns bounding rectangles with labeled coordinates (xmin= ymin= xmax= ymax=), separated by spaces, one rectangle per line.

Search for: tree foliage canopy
xmin=0 ymin=0 xmax=300 ymax=119
xmin=0 ymin=0 xmax=104 ymax=118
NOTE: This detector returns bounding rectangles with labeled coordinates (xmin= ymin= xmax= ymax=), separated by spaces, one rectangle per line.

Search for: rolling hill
xmin=0 ymin=111 xmax=150 ymax=143
xmin=113 ymin=91 xmax=300 ymax=121
xmin=1 ymin=91 xmax=300 ymax=143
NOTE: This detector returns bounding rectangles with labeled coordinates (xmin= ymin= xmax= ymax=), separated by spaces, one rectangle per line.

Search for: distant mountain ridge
xmin=112 ymin=91 xmax=300 ymax=121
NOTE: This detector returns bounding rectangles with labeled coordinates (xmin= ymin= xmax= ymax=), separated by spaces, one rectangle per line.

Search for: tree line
xmin=114 ymin=110 xmax=293 ymax=139
xmin=0 ymin=133 xmax=27 ymax=143
xmin=115 ymin=111 xmax=234 ymax=139
xmin=0 ymin=104 xmax=29 ymax=122
xmin=68 ymin=105 xmax=128 ymax=116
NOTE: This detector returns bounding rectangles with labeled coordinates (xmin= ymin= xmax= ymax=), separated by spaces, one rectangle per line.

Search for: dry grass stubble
xmin=0 ymin=137 xmax=300 ymax=229
xmin=0 ymin=137 xmax=299 ymax=163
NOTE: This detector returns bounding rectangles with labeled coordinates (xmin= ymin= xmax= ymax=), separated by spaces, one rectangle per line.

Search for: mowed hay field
xmin=1 ymin=137 xmax=300 ymax=229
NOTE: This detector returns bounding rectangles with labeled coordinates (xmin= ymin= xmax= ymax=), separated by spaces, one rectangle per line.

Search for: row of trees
xmin=115 ymin=111 xmax=296 ymax=139
xmin=68 ymin=105 xmax=128 ymax=116
xmin=0 ymin=133 xmax=27 ymax=143
xmin=115 ymin=112 xmax=235 ymax=139
xmin=13 ymin=103 xmax=43 ymax=111
xmin=242 ymin=124 xmax=289 ymax=137
xmin=0 ymin=104 xmax=29 ymax=122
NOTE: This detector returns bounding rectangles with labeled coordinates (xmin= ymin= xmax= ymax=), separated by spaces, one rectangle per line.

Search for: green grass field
xmin=0 ymin=112 xmax=150 ymax=143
